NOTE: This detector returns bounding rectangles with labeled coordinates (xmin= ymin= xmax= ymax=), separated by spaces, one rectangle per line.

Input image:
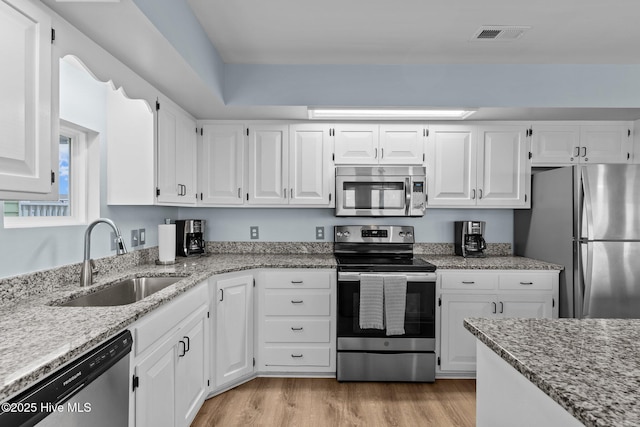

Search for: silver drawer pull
xmin=462 ymin=281 xmax=475 ymax=284
xmin=519 ymin=281 xmax=534 ymax=285
xmin=291 ymin=327 xmax=304 ymax=331
xmin=291 ymin=354 xmax=303 ymax=358
xmin=291 ymin=300 xmax=304 ymax=304
xmin=291 ymin=280 xmax=304 ymax=284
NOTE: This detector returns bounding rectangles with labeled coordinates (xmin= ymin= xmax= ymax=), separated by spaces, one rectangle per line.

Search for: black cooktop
xmin=335 ymin=255 xmax=437 ymax=273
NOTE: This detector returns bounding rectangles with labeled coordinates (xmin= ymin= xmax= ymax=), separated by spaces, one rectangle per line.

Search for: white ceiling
xmin=187 ymin=0 xmax=640 ymax=65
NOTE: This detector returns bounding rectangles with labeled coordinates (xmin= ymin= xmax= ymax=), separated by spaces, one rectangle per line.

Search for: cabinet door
xmin=334 ymin=124 xmax=379 ymax=164
xmin=200 ymin=124 xmax=244 ymax=205
xmin=580 ymin=125 xmax=631 ymax=164
xmin=440 ymin=294 xmax=495 ymax=372
xmin=135 ymin=337 xmax=176 ymax=427
xmin=426 ymin=126 xmax=476 ymax=207
xmin=157 ymin=102 xmax=197 ymax=205
xmin=499 ymin=293 xmax=554 ymax=319
xmin=0 ymin=0 xmax=56 ymax=198
xmin=289 ymin=124 xmax=332 ymax=205
xmin=215 ymin=275 xmax=254 ymax=388
xmin=530 ymin=125 xmax=580 ymax=165
xmin=379 ymin=125 xmax=425 ymax=165
xmin=476 ymin=126 xmax=528 ymax=207
xmin=175 ymin=305 xmax=209 ymax=427
xmin=247 ymin=125 xmax=289 ymax=204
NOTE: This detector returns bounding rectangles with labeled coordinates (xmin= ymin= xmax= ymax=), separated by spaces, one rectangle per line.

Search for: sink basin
xmin=60 ymin=277 xmax=183 ymax=307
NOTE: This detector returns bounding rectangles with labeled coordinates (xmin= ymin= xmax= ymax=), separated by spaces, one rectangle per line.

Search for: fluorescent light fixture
xmin=307 ymin=108 xmax=476 ymax=120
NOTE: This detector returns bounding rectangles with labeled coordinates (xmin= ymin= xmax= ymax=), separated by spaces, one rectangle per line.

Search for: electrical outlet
xmin=131 ymin=229 xmax=139 ymax=247
xmin=250 ymin=226 xmax=259 ymax=240
xmin=316 ymin=226 xmax=325 ymax=240
xmin=110 ymin=232 xmax=117 ymax=251
xmin=139 ymin=228 xmax=146 ymax=245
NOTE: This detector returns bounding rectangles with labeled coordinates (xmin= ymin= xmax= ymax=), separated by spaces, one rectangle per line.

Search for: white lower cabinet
xmin=212 ymin=273 xmax=254 ymax=391
xmin=438 ymin=270 xmax=559 ymax=375
xmin=132 ymin=281 xmax=209 ymax=427
xmin=256 ymin=269 xmax=336 ymax=373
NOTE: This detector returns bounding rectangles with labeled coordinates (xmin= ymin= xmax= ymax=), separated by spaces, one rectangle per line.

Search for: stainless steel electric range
xmin=334 ymin=225 xmax=437 ymax=382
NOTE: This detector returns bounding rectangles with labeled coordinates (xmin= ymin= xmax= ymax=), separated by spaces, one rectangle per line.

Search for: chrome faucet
xmin=80 ymin=218 xmax=127 ymax=287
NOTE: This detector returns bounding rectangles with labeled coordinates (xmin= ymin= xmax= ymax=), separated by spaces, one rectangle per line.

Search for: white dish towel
xmin=384 ymin=275 xmax=407 ymax=336
xmin=359 ymin=274 xmax=384 ymax=330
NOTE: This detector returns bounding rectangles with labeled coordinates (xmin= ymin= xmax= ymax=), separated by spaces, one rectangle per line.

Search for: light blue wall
xmin=0 ymin=59 xmax=177 ymax=280
xmin=224 ymin=64 xmax=640 ymax=108
xmin=178 ymin=207 xmax=513 ymax=245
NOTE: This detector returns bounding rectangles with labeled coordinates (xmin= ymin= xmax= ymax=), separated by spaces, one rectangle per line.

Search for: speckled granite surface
xmin=423 ymin=255 xmax=563 ymax=270
xmin=0 ymin=252 xmax=336 ymax=402
xmin=464 ymin=318 xmax=640 ymax=427
xmin=414 ymin=242 xmax=513 ymax=256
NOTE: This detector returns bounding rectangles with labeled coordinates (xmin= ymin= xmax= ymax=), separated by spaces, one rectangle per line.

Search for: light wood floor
xmin=192 ymin=378 xmax=476 ymax=427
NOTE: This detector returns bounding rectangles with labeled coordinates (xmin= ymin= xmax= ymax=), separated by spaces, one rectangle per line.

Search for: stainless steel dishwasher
xmin=0 ymin=330 xmax=132 ymax=427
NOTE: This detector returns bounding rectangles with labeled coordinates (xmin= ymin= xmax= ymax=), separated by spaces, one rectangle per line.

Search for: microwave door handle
xmin=405 ymin=178 xmax=411 ymax=216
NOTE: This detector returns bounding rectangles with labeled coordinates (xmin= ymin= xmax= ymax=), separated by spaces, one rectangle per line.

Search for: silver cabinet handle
xmin=291 ymin=188 xmax=294 ymax=199
xmin=381 ymin=148 xmax=384 ymax=158
xmin=237 ymin=188 xmax=241 ymax=198
xmin=499 ymin=302 xmax=504 ymax=314
xmin=519 ymin=281 xmax=533 ymax=285
xmin=183 ymin=336 xmax=190 ymax=352
xmin=374 ymin=148 xmax=378 ymax=159
xmin=471 ymin=189 xmax=476 ymax=200
xmin=492 ymin=302 xmax=497 ymax=314
xmin=291 ymin=327 xmax=304 ymax=331
xmin=178 ymin=340 xmax=186 ymax=357
xmin=478 ymin=189 xmax=483 ymax=199
xmin=291 ymin=280 xmax=303 ymax=284
xmin=219 ymin=289 xmax=224 ymax=302
xmin=462 ymin=281 xmax=475 ymax=284
xmin=291 ymin=354 xmax=303 ymax=358
xmin=284 ymin=188 xmax=287 ymax=198
xmin=574 ymin=147 xmax=580 ymax=157
xmin=291 ymin=300 xmax=304 ymax=304
xmin=582 ymin=147 xmax=587 ymax=157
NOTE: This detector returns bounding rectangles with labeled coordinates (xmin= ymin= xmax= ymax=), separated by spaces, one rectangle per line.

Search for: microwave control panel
xmin=412 ymin=181 xmax=426 ymax=211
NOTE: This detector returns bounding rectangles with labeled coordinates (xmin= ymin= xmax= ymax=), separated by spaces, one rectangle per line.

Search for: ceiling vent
xmin=471 ymin=26 xmax=530 ymax=41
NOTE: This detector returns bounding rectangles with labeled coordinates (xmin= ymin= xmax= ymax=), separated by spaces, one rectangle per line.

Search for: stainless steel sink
xmin=60 ymin=277 xmax=183 ymax=307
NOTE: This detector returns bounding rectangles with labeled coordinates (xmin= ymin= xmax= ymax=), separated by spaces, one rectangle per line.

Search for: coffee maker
xmin=454 ymin=221 xmax=487 ymax=258
xmin=175 ymin=219 xmax=206 ymax=257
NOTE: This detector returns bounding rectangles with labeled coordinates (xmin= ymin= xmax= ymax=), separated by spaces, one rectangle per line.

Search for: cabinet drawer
xmin=264 ymin=270 xmax=332 ymax=289
xmin=499 ymin=273 xmax=553 ymax=291
xmin=441 ymin=273 xmax=497 ymax=290
xmin=263 ymin=346 xmax=331 ymax=367
xmin=264 ymin=291 xmax=330 ymax=316
xmin=264 ymin=319 xmax=331 ymax=343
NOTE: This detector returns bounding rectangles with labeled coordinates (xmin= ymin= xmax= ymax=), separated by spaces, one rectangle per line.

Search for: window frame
xmin=3 ymin=120 xmax=100 ymax=228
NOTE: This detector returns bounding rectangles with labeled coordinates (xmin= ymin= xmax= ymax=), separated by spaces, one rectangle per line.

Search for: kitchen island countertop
xmin=464 ymin=317 xmax=640 ymax=427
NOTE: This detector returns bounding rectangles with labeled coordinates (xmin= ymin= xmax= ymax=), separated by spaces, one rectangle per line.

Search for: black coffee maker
xmin=175 ymin=219 xmax=206 ymax=256
xmin=454 ymin=221 xmax=487 ymax=258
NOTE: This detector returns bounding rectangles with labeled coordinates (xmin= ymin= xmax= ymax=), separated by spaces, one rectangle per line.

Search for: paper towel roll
xmin=158 ymin=224 xmax=176 ymax=262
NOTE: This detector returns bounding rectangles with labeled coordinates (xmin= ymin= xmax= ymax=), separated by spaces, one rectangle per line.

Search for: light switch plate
xmin=316 ymin=226 xmax=325 ymax=240
xmin=131 ymin=229 xmax=139 ymax=247
xmin=250 ymin=226 xmax=259 ymax=240
xmin=139 ymin=228 xmax=146 ymax=245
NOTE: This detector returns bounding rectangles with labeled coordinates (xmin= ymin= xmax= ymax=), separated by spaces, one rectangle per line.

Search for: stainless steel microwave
xmin=335 ymin=166 xmax=427 ymax=217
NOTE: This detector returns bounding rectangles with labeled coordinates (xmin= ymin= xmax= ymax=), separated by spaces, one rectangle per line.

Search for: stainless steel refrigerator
xmin=515 ymin=164 xmax=640 ymax=318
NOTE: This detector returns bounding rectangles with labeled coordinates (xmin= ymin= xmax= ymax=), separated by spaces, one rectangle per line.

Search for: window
xmin=3 ymin=121 xmax=99 ymax=228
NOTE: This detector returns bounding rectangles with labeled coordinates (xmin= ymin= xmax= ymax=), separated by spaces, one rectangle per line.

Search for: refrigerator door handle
xmin=580 ymin=241 xmax=593 ymax=318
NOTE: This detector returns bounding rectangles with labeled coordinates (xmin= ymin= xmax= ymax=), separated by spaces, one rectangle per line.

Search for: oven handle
xmin=338 ymin=272 xmax=437 ymax=282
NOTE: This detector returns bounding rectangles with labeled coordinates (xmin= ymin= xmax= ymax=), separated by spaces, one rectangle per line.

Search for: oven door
xmin=336 ymin=175 xmax=410 ymax=217
xmin=337 ymin=273 xmax=436 ymax=351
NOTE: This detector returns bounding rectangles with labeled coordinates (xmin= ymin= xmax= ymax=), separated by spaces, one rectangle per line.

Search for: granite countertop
xmin=464 ymin=317 xmax=640 ymax=427
xmin=423 ymin=255 xmax=563 ymax=270
xmin=0 ymin=253 xmax=336 ymax=402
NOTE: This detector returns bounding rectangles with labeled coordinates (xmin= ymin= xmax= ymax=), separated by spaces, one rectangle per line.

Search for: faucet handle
xmin=90 ymin=259 xmax=98 ymax=275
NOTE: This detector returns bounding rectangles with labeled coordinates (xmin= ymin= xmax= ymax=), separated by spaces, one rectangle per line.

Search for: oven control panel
xmin=335 ymin=225 xmax=414 ymax=243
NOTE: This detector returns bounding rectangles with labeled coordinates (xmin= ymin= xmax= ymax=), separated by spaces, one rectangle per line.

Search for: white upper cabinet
xmin=379 ymin=125 xmax=426 ymax=164
xmin=427 ymin=126 xmax=476 ymax=207
xmin=247 ymin=124 xmax=289 ymax=205
xmin=476 ymin=126 xmax=528 ymax=207
xmin=427 ymin=125 xmax=529 ymax=208
xmin=0 ymin=0 xmax=57 ymax=199
xmin=333 ymin=124 xmax=379 ymax=164
xmin=289 ymin=124 xmax=333 ymax=205
xmin=334 ymin=124 xmax=425 ymax=165
xmin=199 ymin=124 xmax=244 ymax=205
xmin=531 ymin=123 xmax=632 ymax=165
xmin=156 ymin=100 xmax=197 ymax=205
